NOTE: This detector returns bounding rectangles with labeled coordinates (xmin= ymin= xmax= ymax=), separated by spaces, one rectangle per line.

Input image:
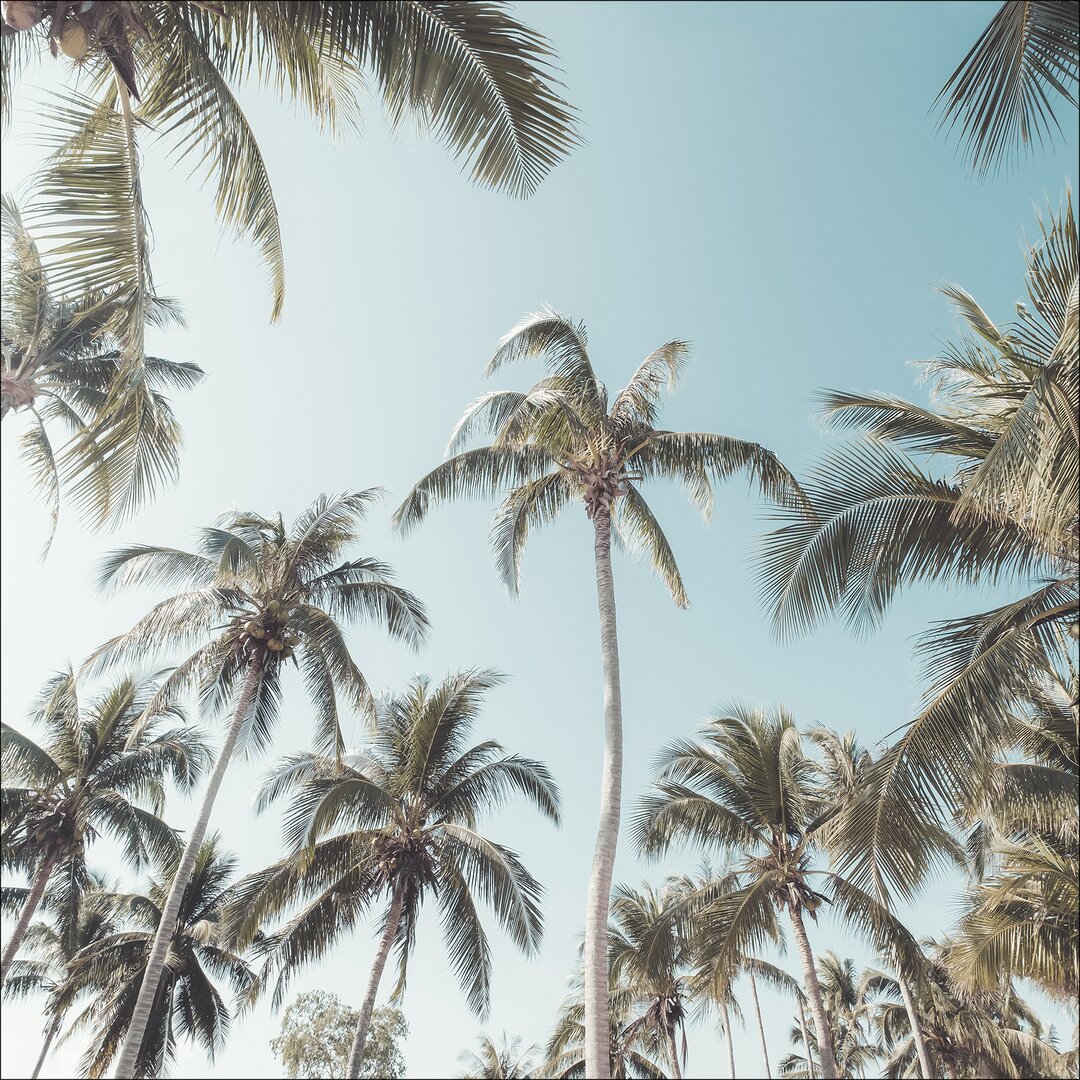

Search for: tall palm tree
xmin=0 ymin=670 xmax=208 ymax=986
xmin=394 ymin=310 xmax=803 ymax=1077
xmin=1 ymin=196 xmax=202 ymax=550
xmin=934 ymin=0 xmax=1079 ymax=173
xmin=545 ymin=973 xmax=670 ymax=1080
xmin=1 ymin=1 xmax=578 ymax=362
xmin=88 ymin=490 xmax=429 ymax=1079
xmin=53 ymin=834 xmax=257 ymax=1078
xmin=225 ymin=669 xmax=560 ymax=1080
xmin=608 ymin=884 xmax=691 ymax=1080
xmin=2 ymin=876 xmax=123 ymax=1079
xmin=760 ymin=193 xmax=1078 ymax=904
xmin=459 ymin=1033 xmax=538 ymax=1079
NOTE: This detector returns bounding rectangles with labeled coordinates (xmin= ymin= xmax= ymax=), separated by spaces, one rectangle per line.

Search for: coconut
xmin=267 ymin=638 xmax=284 ymax=651
xmin=2 ymin=2 xmax=42 ymax=32
xmin=1070 ymin=622 xmax=1079 ymax=641
xmin=252 ymin=627 xmax=267 ymax=640
xmin=59 ymin=22 xmax=90 ymax=59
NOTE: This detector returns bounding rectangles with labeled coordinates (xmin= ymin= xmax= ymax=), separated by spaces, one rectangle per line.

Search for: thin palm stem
xmin=112 ymin=657 xmax=262 ymax=1079
xmin=346 ymin=882 xmax=406 ymax=1080
xmin=31 ymin=1011 xmax=63 ymax=1079
xmin=797 ymin=995 xmax=815 ymax=1080
xmin=897 ymin=969 xmax=934 ymax=1079
xmin=0 ymin=849 xmax=58 ymax=985
xmin=667 ymin=1027 xmax=683 ymax=1080
xmin=787 ymin=905 xmax=838 ymax=1080
xmin=584 ymin=504 xmax=623 ymax=1080
xmin=750 ymin=972 xmax=771 ymax=1079
xmin=722 ymin=1000 xmax=736 ymax=1079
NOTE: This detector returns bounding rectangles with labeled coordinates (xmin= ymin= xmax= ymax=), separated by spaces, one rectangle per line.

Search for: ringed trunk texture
xmin=721 ymin=1000 xmax=736 ymax=1079
xmin=583 ymin=504 xmax=624 ymax=1080
xmin=32 ymin=1011 xmax=63 ymax=1079
xmin=787 ymin=904 xmax=839 ymax=1080
xmin=897 ymin=969 xmax=934 ymax=1079
xmin=112 ymin=658 xmax=262 ymax=1079
xmin=1 ymin=849 xmax=59 ymax=985
xmin=346 ymin=883 xmax=406 ymax=1079
xmin=797 ymin=995 xmax=815 ymax=1080
xmin=750 ymin=972 xmax=772 ymax=1079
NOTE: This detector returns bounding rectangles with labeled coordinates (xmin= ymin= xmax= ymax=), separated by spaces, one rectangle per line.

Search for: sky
xmin=1 ymin=2 xmax=1076 ymax=1078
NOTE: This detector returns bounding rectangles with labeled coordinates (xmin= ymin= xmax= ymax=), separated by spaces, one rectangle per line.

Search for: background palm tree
xmin=89 ymin=490 xmax=429 ymax=1079
xmin=2 ymin=876 xmax=123 ymax=1079
xmin=760 ymin=192 xmax=1078 ymax=906
xmin=53 ymin=834 xmax=256 ymax=1078
xmin=1 ymin=196 xmax=202 ymax=552
xmin=0 ymin=670 xmax=207 ymax=986
xmin=934 ymin=0 xmax=1079 ymax=173
xmin=395 ymin=309 xmax=803 ymax=1078
xmin=1 ymin=0 xmax=578 ymax=362
xmin=459 ymin=1032 xmax=538 ymax=1079
xmin=225 ymin=669 xmax=560 ymax=1080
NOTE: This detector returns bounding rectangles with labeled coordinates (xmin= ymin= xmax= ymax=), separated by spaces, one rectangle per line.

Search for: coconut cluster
xmin=25 ymin=793 xmax=79 ymax=852
xmin=224 ymin=598 xmax=301 ymax=663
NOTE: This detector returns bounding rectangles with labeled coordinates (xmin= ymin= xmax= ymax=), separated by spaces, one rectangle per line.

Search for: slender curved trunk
xmin=1 ymin=849 xmax=59 ymax=985
xmin=32 ymin=1012 xmax=63 ymax=1079
xmin=346 ymin=882 xmax=405 ymax=1079
xmin=897 ymin=969 xmax=934 ymax=1079
xmin=583 ymin=504 xmax=623 ymax=1080
xmin=666 ymin=1027 xmax=683 ymax=1080
xmin=721 ymin=1001 xmax=736 ymax=1079
xmin=797 ymin=995 xmax=815 ymax=1080
xmin=787 ymin=904 xmax=838 ymax=1080
xmin=112 ymin=658 xmax=261 ymax=1079
xmin=749 ymin=972 xmax=772 ymax=1079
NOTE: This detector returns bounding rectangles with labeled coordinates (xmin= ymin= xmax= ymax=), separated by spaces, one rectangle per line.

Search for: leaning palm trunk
xmin=787 ymin=905 xmax=838 ymax=1079
xmin=112 ymin=659 xmax=262 ymax=1079
xmin=31 ymin=1011 xmax=63 ymax=1079
xmin=749 ymin=972 xmax=771 ymax=1079
xmin=666 ymin=1027 xmax=683 ymax=1080
xmin=0 ymin=849 xmax=58 ymax=985
xmin=583 ymin=504 xmax=624 ymax=1080
xmin=797 ymin=995 xmax=815 ymax=1080
xmin=897 ymin=969 xmax=933 ymax=1078
xmin=721 ymin=1001 xmax=736 ymax=1079
xmin=346 ymin=883 xmax=406 ymax=1079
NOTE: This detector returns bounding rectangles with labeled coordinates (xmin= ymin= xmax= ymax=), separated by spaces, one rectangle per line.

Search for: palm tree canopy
xmin=1 ymin=195 xmax=202 ymax=550
xmin=934 ymin=0 xmax=1079 ymax=173
xmin=53 ymin=834 xmax=257 ymax=1079
xmin=1 ymin=670 xmax=209 ymax=931
xmin=459 ymin=1033 xmax=538 ymax=1079
xmin=224 ymin=669 xmax=560 ymax=1016
xmin=87 ymin=491 xmax=430 ymax=761
xmin=395 ymin=309 xmax=805 ymax=607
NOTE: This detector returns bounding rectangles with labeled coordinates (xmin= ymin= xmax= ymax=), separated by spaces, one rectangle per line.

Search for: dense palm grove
xmin=1 ymin=2 xmax=1077 ymax=1078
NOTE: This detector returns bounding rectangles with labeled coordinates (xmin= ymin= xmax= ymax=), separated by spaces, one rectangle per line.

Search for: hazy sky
xmin=1 ymin=2 xmax=1076 ymax=1078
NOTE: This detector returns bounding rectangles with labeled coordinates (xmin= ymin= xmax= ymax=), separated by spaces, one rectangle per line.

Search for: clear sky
xmin=1 ymin=2 xmax=1075 ymax=1078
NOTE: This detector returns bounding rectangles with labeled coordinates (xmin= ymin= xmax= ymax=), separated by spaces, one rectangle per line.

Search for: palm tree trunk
xmin=897 ymin=970 xmax=933 ymax=1079
xmin=666 ymin=1027 xmax=683 ymax=1080
xmin=749 ymin=972 xmax=772 ymax=1079
xmin=0 ymin=849 xmax=59 ymax=985
xmin=346 ymin=882 xmax=406 ymax=1079
xmin=787 ymin=904 xmax=839 ymax=1080
xmin=797 ymin=995 xmax=815 ymax=1080
xmin=721 ymin=1001 xmax=736 ymax=1079
xmin=583 ymin=504 xmax=624 ymax=1080
xmin=112 ymin=658 xmax=262 ymax=1080
xmin=32 ymin=1011 xmax=63 ymax=1079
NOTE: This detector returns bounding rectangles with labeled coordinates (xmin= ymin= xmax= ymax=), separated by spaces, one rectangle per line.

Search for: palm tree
xmin=760 ymin=192 xmax=1078 ymax=904
xmin=2 ymin=876 xmax=123 ymax=1079
xmin=545 ymin=973 xmax=670 ymax=1080
xmin=934 ymin=0 xmax=1079 ymax=173
xmin=1 ymin=1 xmax=578 ymax=362
xmin=394 ymin=310 xmax=803 ymax=1077
xmin=0 ymin=669 xmax=208 ymax=986
xmin=225 ymin=669 xmax=560 ymax=1080
xmin=608 ymin=884 xmax=691 ymax=1080
xmin=53 ymin=834 xmax=257 ymax=1078
xmin=1 ymin=196 xmax=202 ymax=550
xmin=88 ymin=490 xmax=429 ymax=1079
xmin=459 ymin=1033 xmax=538 ymax=1079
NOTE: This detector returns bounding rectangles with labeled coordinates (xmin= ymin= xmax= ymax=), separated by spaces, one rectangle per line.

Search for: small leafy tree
xmin=271 ymin=992 xmax=406 ymax=1079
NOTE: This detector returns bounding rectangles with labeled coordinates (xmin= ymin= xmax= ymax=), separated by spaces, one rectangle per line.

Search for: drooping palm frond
xmin=934 ymin=0 xmax=1079 ymax=173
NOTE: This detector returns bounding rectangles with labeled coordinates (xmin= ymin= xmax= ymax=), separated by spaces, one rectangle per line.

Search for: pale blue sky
xmin=1 ymin=2 xmax=1075 ymax=1078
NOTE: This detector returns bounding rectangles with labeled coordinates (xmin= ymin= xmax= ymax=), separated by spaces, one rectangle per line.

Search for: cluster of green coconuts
xmin=226 ymin=599 xmax=302 ymax=660
xmin=27 ymin=796 xmax=76 ymax=849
